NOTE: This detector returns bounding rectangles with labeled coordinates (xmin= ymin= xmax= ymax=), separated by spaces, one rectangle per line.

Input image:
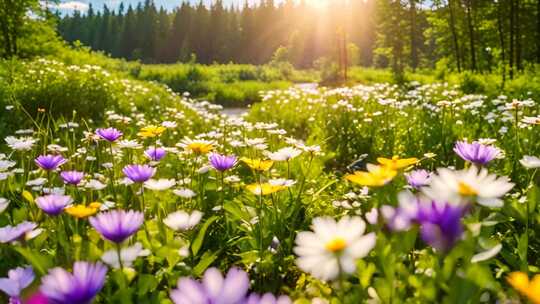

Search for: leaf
xmin=14 ymin=246 xmax=52 ymax=275
xmin=191 ymin=215 xmax=219 ymax=256
xmin=137 ymin=274 xmax=159 ymax=295
xmin=223 ymin=201 xmax=250 ymax=222
xmin=193 ymin=251 xmax=219 ymax=276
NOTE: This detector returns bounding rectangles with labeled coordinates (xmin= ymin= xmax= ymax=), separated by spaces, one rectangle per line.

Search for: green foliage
xmin=0 ymin=57 xmax=200 ymax=138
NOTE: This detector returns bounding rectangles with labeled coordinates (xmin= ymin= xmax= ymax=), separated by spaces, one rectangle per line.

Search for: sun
xmin=305 ymin=0 xmax=330 ymax=9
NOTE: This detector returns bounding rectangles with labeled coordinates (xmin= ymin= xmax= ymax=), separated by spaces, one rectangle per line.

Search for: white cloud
xmin=54 ymin=1 xmax=89 ymax=12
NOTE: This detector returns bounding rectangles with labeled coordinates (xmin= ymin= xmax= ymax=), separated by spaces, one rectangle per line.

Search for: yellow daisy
xmin=241 ymin=157 xmax=274 ymax=172
xmin=138 ymin=125 xmax=166 ymax=138
xmin=345 ymin=164 xmax=397 ymax=187
xmin=377 ymin=156 xmax=418 ymax=170
xmin=246 ymin=183 xmax=286 ymax=195
xmin=65 ymin=203 xmax=101 ymax=219
xmin=507 ymin=271 xmax=540 ymax=304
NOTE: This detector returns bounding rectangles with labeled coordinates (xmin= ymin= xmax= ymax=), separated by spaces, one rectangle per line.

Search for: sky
xmin=52 ymin=0 xmax=264 ymax=13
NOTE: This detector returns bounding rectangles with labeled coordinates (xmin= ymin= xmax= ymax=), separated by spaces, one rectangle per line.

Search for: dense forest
xmin=56 ymin=0 xmax=540 ymax=75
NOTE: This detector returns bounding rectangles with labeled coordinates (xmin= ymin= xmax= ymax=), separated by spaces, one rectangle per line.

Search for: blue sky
xmin=54 ymin=0 xmax=263 ymax=13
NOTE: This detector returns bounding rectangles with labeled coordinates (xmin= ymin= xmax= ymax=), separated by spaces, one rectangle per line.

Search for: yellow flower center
xmin=325 ymin=238 xmax=347 ymax=253
xmin=458 ymin=181 xmax=478 ymax=196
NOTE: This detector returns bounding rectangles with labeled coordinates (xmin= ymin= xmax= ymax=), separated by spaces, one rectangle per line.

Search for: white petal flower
xmin=471 ymin=244 xmax=502 ymax=263
xmin=144 ymin=178 xmax=176 ymax=191
xmin=5 ymin=136 xmax=38 ymax=151
xmin=101 ymin=242 xmax=150 ymax=269
xmin=520 ymin=156 xmax=540 ymax=169
xmin=266 ymin=147 xmax=302 ymax=161
xmin=173 ymin=188 xmax=196 ymax=198
xmin=0 ymin=198 xmax=9 ymax=214
xmin=422 ymin=166 xmax=514 ymax=208
xmin=294 ymin=216 xmax=376 ymax=281
xmin=163 ymin=210 xmax=203 ymax=231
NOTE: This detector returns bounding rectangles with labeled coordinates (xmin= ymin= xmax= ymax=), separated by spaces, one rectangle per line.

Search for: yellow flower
xmin=377 ymin=156 xmax=418 ymax=170
xmin=508 ymin=272 xmax=540 ymax=304
xmin=186 ymin=142 xmax=214 ymax=154
xmin=246 ymin=183 xmax=286 ymax=195
xmin=345 ymin=164 xmax=397 ymax=187
xmin=241 ymin=158 xmax=274 ymax=171
xmin=65 ymin=203 xmax=101 ymax=218
xmin=137 ymin=125 xmax=166 ymax=138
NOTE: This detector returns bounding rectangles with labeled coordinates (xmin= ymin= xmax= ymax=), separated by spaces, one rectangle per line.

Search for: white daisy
xmin=144 ymin=178 xmax=176 ymax=191
xmin=0 ymin=198 xmax=9 ymax=213
xmin=5 ymin=136 xmax=38 ymax=151
xmin=101 ymin=242 xmax=150 ymax=269
xmin=269 ymin=178 xmax=296 ymax=187
xmin=520 ymin=156 xmax=540 ymax=169
xmin=422 ymin=166 xmax=514 ymax=208
xmin=0 ymin=160 xmax=16 ymax=171
xmin=117 ymin=139 xmax=142 ymax=149
xmin=294 ymin=216 xmax=376 ymax=281
xmin=163 ymin=210 xmax=203 ymax=231
xmin=172 ymin=188 xmax=196 ymax=198
xmin=266 ymin=147 xmax=302 ymax=161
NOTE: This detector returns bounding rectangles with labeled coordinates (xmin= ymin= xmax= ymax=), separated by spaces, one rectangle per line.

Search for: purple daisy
xmin=144 ymin=147 xmax=167 ymax=162
xmin=209 ymin=153 xmax=237 ymax=172
xmin=382 ymin=192 xmax=464 ymax=252
xmin=122 ymin=164 xmax=156 ymax=183
xmin=0 ymin=266 xmax=35 ymax=304
xmin=416 ymin=201 xmax=465 ymax=252
xmin=453 ymin=141 xmax=500 ymax=165
xmin=89 ymin=209 xmax=143 ymax=243
xmin=26 ymin=292 xmax=49 ymax=304
xmin=170 ymin=267 xmax=249 ymax=304
xmin=243 ymin=293 xmax=292 ymax=304
xmin=96 ymin=127 xmax=123 ymax=142
xmin=35 ymin=155 xmax=67 ymax=171
xmin=36 ymin=194 xmax=73 ymax=216
xmin=405 ymin=169 xmax=431 ymax=189
xmin=40 ymin=261 xmax=107 ymax=304
xmin=60 ymin=171 xmax=85 ymax=186
xmin=0 ymin=222 xmax=38 ymax=243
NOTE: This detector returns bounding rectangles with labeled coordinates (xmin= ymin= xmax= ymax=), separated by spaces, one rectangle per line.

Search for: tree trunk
xmin=509 ymin=0 xmax=515 ymax=78
xmin=537 ymin=0 xmax=540 ymax=63
xmin=448 ymin=0 xmax=462 ymax=72
xmin=497 ymin=0 xmax=506 ymax=88
xmin=515 ymin=0 xmax=522 ymax=70
xmin=465 ymin=0 xmax=477 ymax=70
xmin=410 ymin=0 xmax=418 ymax=71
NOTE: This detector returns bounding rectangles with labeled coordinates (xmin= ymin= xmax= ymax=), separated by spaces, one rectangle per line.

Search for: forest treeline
xmin=2 ymin=0 xmax=539 ymax=77
xmin=55 ymin=0 xmax=540 ymax=76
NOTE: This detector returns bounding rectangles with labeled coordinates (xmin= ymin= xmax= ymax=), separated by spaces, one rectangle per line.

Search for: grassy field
xmin=1 ymin=49 xmax=540 ymax=303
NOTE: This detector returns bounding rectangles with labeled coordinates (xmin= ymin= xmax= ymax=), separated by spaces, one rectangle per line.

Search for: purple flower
xmin=40 ymin=261 xmax=107 ymax=304
xmin=122 ymin=164 xmax=156 ymax=183
xmin=453 ymin=141 xmax=500 ymax=165
xmin=89 ymin=210 xmax=143 ymax=243
xmin=209 ymin=153 xmax=237 ymax=172
xmin=26 ymin=292 xmax=49 ymax=304
xmin=383 ymin=191 xmax=464 ymax=252
xmin=170 ymin=267 xmax=249 ymax=304
xmin=96 ymin=127 xmax=122 ymax=142
xmin=0 ymin=266 xmax=35 ymax=304
xmin=35 ymin=155 xmax=67 ymax=171
xmin=36 ymin=194 xmax=73 ymax=216
xmin=144 ymin=147 xmax=167 ymax=162
xmin=60 ymin=171 xmax=85 ymax=186
xmin=0 ymin=222 xmax=38 ymax=243
xmin=405 ymin=169 xmax=431 ymax=189
xmin=243 ymin=293 xmax=292 ymax=304
xmin=416 ymin=201 xmax=464 ymax=252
